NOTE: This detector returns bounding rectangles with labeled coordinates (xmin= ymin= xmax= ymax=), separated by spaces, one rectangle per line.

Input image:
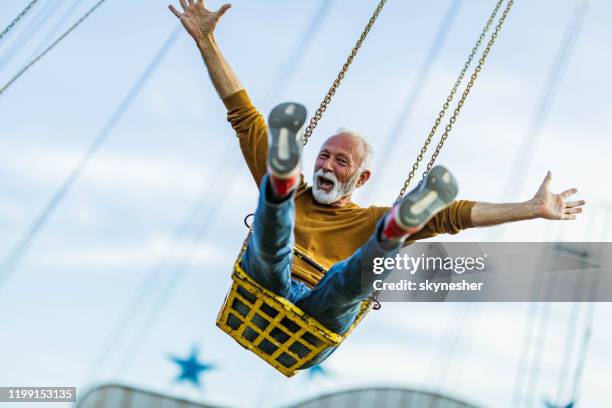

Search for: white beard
xmin=311 ymin=168 xmax=360 ymax=204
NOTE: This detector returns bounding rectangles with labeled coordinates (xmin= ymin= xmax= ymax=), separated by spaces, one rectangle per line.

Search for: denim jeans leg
xmin=297 ymin=218 xmax=402 ymax=334
xmin=296 ymin=219 xmax=402 ymax=368
xmin=241 ymin=175 xmax=296 ymax=298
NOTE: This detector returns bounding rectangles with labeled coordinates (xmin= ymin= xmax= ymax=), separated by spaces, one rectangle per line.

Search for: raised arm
xmin=471 ymin=171 xmax=585 ymax=227
xmin=170 ymin=1 xmax=268 ymax=186
xmin=169 ymin=0 xmax=242 ymax=99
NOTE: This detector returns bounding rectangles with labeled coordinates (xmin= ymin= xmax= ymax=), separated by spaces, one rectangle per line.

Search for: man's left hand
xmin=531 ymin=171 xmax=585 ymax=220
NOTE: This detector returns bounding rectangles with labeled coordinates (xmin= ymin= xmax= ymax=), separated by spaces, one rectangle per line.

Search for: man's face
xmin=311 ymin=133 xmax=367 ymax=205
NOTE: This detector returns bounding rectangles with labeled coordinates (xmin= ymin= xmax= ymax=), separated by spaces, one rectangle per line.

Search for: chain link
xmin=0 ymin=0 xmax=40 ymax=42
xmin=395 ymin=0 xmax=514 ymax=202
xmin=302 ymin=0 xmax=387 ymax=146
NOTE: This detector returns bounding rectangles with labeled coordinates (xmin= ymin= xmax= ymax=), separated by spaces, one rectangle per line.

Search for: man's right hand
xmin=169 ymin=0 xmax=231 ymax=44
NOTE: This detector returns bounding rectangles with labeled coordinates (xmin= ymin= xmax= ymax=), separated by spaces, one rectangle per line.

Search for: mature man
xmin=169 ymin=1 xmax=585 ymax=366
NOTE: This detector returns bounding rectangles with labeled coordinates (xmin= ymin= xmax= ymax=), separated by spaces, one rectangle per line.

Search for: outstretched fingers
xmin=170 ymin=0 xmax=201 ymax=18
xmin=169 ymin=4 xmax=182 ymax=18
xmin=216 ymin=3 xmax=232 ymax=17
xmin=561 ymin=196 xmax=585 ymax=220
xmin=566 ymin=200 xmax=586 ymax=208
xmin=560 ymin=188 xmax=578 ymax=199
xmin=542 ymin=171 xmax=552 ymax=188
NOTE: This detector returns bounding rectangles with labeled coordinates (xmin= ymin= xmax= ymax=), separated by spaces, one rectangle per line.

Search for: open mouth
xmin=317 ymin=175 xmax=335 ymax=192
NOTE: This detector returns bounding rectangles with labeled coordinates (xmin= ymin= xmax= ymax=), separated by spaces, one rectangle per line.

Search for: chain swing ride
xmin=216 ymin=0 xmax=514 ymax=377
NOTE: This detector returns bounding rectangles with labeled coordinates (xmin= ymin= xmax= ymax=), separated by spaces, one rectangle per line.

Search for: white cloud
xmin=0 ymin=141 xmax=203 ymax=196
xmin=35 ymin=235 xmax=232 ymax=271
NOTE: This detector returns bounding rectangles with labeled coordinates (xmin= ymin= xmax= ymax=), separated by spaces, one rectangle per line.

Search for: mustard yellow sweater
xmin=224 ymin=90 xmax=475 ymax=287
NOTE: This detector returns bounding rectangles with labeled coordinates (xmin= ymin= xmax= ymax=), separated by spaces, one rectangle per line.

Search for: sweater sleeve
xmin=222 ymin=90 xmax=268 ymax=186
xmin=370 ymin=199 xmax=475 ymax=241
xmin=408 ymin=199 xmax=476 ymax=241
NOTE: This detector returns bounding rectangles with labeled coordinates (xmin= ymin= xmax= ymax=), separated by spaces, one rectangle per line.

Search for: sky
xmin=0 ymin=0 xmax=611 ymax=407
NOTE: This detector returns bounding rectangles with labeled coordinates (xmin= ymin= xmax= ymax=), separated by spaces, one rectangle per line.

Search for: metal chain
xmin=422 ymin=1 xmax=514 ymax=177
xmin=0 ymin=0 xmax=109 ymax=97
xmin=302 ymin=0 xmax=387 ymax=146
xmin=0 ymin=0 xmax=40 ymax=42
xmin=395 ymin=0 xmax=513 ymax=202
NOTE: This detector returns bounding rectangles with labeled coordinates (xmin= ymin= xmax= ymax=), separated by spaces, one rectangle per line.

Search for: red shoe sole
xmin=270 ymin=174 xmax=299 ymax=197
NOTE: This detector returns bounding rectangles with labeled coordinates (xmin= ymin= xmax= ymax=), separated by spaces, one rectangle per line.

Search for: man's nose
xmin=320 ymin=157 xmax=334 ymax=172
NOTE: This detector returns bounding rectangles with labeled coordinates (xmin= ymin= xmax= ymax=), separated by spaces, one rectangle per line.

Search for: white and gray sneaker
xmin=381 ymin=165 xmax=459 ymax=241
xmin=267 ymin=102 xmax=307 ymax=197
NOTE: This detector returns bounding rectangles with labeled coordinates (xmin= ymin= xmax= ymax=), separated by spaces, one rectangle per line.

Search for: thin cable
xmin=0 ymin=0 xmax=110 ymax=96
xmin=570 ymin=303 xmax=594 ymax=405
xmin=0 ymin=0 xmax=66 ymax=72
xmin=509 ymin=233 xmax=555 ymax=408
xmin=0 ymin=0 xmax=40 ymax=42
xmin=506 ymin=5 xmax=588 ymax=402
xmin=0 ymin=26 xmax=182 ymax=294
xmin=26 ymin=0 xmax=87 ymax=60
xmin=366 ymin=0 xmax=463 ymax=201
xmin=515 ymin=216 xmax=590 ymax=407
xmin=395 ymin=0 xmax=512 ymax=202
xmin=523 ymin=301 xmax=553 ymax=407
xmin=114 ymin=157 xmax=241 ymax=376
xmin=447 ymin=304 xmax=483 ymax=390
xmin=262 ymin=0 xmax=335 ymax=106
xmin=554 ymin=209 xmax=597 ymax=405
xmin=82 ymin=142 xmax=235 ymax=383
xmin=509 ymin=303 xmax=540 ymax=408
xmin=432 ymin=303 xmax=473 ymax=392
xmin=568 ymin=212 xmax=608 ymax=405
xmin=301 ymin=0 xmax=388 ymax=146
xmin=499 ymin=4 xmax=588 ymax=202
xmin=554 ymin=303 xmax=582 ymax=404
xmin=525 ymin=235 xmax=572 ymax=407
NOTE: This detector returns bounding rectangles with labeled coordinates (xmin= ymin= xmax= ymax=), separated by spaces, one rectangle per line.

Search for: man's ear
xmin=356 ymin=170 xmax=371 ymax=188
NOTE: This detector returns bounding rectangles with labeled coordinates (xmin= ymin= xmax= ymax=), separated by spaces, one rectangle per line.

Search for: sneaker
xmin=267 ymin=102 xmax=307 ymax=197
xmin=381 ymin=165 xmax=459 ymax=241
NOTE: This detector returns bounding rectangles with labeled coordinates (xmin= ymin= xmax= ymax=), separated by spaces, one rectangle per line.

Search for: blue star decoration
xmin=169 ymin=347 xmax=215 ymax=388
xmin=307 ymin=364 xmax=327 ymax=379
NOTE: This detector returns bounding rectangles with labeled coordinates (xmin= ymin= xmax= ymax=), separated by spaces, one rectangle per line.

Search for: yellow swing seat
xmin=216 ymin=249 xmax=373 ymax=377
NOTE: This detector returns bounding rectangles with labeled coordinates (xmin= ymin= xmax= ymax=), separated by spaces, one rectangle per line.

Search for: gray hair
xmin=335 ymin=127 xmax=374 ymax=172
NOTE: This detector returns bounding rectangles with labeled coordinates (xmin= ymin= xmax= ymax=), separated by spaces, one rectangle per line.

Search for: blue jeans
xmin=242 ymin=175 xmax=402 ymax=367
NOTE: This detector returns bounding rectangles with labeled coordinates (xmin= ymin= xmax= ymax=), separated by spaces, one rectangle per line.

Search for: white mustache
xmin=315 ymin=169 xmax=338 ymax=185
xmin=311 ymin=168 xmax=360 ymax=205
